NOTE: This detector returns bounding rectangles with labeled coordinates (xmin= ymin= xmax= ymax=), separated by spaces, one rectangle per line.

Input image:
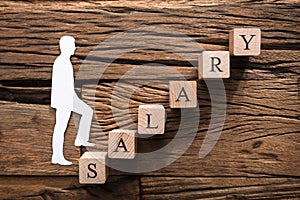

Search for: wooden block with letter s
xmin=79 ymin=152 xmax=108 ymax=184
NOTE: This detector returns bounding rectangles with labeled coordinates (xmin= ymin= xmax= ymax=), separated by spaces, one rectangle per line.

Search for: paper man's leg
xmin=73 ymin=93 xmax=95 ymax=146
xmin=52 ymin=109 xmax=72 ymax=165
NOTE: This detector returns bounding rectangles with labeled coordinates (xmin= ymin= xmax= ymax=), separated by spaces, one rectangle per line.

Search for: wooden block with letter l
xmin=108 ymin=129 xmax=137 ymax=159
xmin=198 ymin=51 xmax=230 ymax=79
xmin=169 ymin=81 xmax=197 ymax=108
xmin=229 ymin=28 xmax=261 ymax=56
xmin=79 ymin=152 xmax=108 ymax=184
xmin=138 ymin=104 xmax=166 ymax=135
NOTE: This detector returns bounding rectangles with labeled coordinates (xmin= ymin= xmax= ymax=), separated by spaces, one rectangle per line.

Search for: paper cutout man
xmin=51 ymin=36 xmax=95 ymax=166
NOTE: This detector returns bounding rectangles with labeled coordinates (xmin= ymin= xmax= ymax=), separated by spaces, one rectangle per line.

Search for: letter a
xmin=176 ymin=87 xmax=191 ymax=102
xmin=114 ymin=138 xmax=129 ymax=152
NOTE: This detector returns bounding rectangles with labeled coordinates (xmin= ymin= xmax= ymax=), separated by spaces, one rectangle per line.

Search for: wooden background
xmin=0 ymin=0 xmax=299 ymax=199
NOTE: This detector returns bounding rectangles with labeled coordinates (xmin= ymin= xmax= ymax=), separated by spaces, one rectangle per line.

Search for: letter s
xmin=87 ymin=163 xmax=97 ymax=178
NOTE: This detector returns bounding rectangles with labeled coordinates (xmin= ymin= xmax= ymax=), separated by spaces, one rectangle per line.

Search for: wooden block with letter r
xmin=229 ymin=28 xmax=261 ymax=56
xmin=108 ymin=129 xmax=137 ymax=159
xmin=198 ymin=51 xmax=230 ymax=79
xmin=79 ymin=152 xmax=108 ymax=184
xmin=138 ymin=104 xmax=166 ymax=135
xmin=169 ymin=81 xmax=197 ymax=108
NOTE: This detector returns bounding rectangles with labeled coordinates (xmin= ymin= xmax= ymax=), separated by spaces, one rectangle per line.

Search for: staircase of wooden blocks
xmin=79 ymin=27 xmax=261 ymax=184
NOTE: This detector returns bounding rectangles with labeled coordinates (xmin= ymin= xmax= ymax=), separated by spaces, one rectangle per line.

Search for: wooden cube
xmin=169 ymin=81 xmax=197 ymax=108
xmin=229 ymin=28 xmax=261 ymax=56
xmin=138 ymin=104 xmax=166 ymax=135
xmin=108 ymin=129 xmax=136 ymax=159
xmin=79 ymin=152 xmax=108 ymax=184
xmin=198 ymin=51 xmax=230 ymax=79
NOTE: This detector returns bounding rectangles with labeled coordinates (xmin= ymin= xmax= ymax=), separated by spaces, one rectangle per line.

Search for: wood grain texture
xmin=0 ymin=0 xmax=299 ymax=199
xmin=0 ymin=176 xmax=139 ymax=200
xmin=0 ymin=101 xmax=80 ymax=175
xmin=82 ymin=78 xmax=299 ymax=177
xmin=141 ymin=177 xmax=300 ymax=200
xmin=0 ymin=1 xmax=299 ymax=81
xmin=0 ymin=85 xmax=51 ymax=105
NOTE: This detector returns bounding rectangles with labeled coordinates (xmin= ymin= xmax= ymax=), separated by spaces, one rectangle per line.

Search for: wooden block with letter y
xmin=79 ymin=152 xmax=108 ymax=184
xmin=138 ymin=104 xmax=166 ymax=135
xmin=169 ymin=81 xmax=197 ymax=108
xmin=229 ymin=28 xmax=261 ymax=56
xmin=108 ymin=129 xmax=137 ymax=159
xmin=198 ymin=51 xmax=230 ymax=79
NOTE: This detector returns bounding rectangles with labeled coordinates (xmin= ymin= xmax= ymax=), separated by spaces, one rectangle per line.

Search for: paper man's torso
xmin=51 ymin=56 xmax=75 ymax=110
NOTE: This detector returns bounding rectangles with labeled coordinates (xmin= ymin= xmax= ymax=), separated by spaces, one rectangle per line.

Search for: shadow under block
xmin=138 ymin=104 xmax=166 ymax=135
xmin=108 ymin=130 xmax=137 ymax=159
xmin=229 ymin=28 xmax=261 ymax=56
xmin=169 ymin=81 xmax=197 ymax=108
xmin=198 ymin=51 xmax=230 ymax=79
xmin=79 ymin=152 xmax=108 ymax=184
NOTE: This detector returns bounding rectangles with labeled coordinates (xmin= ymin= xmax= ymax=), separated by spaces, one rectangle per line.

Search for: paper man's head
xmin=59 ymin=36 xmax=76 ymax=56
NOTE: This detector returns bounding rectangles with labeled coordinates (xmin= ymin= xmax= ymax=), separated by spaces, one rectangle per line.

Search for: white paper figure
xmin=51 ymin=36 xmax=95 ymax=166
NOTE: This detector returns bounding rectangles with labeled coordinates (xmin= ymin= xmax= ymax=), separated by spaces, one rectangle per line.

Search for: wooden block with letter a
xmin=198 ymin=51 xmax=230 ymax=79
xmin=79 ymin=152 xmax=108 ymax=184
xmin=108 ymin=129 xmax=137 ymax=159
xmin=169 ymin=81 xmax=197 ymax=108
xmin=229 ymin=28 xmax=261 ymax=56
xmin=138 ymin=104 xmax=166 ymax=135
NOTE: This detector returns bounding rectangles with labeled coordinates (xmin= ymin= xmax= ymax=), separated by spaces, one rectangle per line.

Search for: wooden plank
xmin=0 ymin=85 xmax=51 ymax=104
xmin=83 ymin=78 xmax=299 ymax=135
xmin=82 ymin=77 xmax=299 ymax=176
xmin=2 ymin=1 xmax=298 ymax=8
xmin=1 ymin=77 xmax=297 ymax=177
xmin=141 ymin=177 xmax=300 ymax=199
xmin=0 ymin=101 xmax=80 ymax=175
xmin=0 ymin=176 xmax=139 ymax=200
xmin=0 ymin=2 xmax=299 ymax=80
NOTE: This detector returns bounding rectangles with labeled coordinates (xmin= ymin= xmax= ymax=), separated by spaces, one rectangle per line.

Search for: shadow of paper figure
xmin=51 ymin=36 xmax=95 ymax=166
